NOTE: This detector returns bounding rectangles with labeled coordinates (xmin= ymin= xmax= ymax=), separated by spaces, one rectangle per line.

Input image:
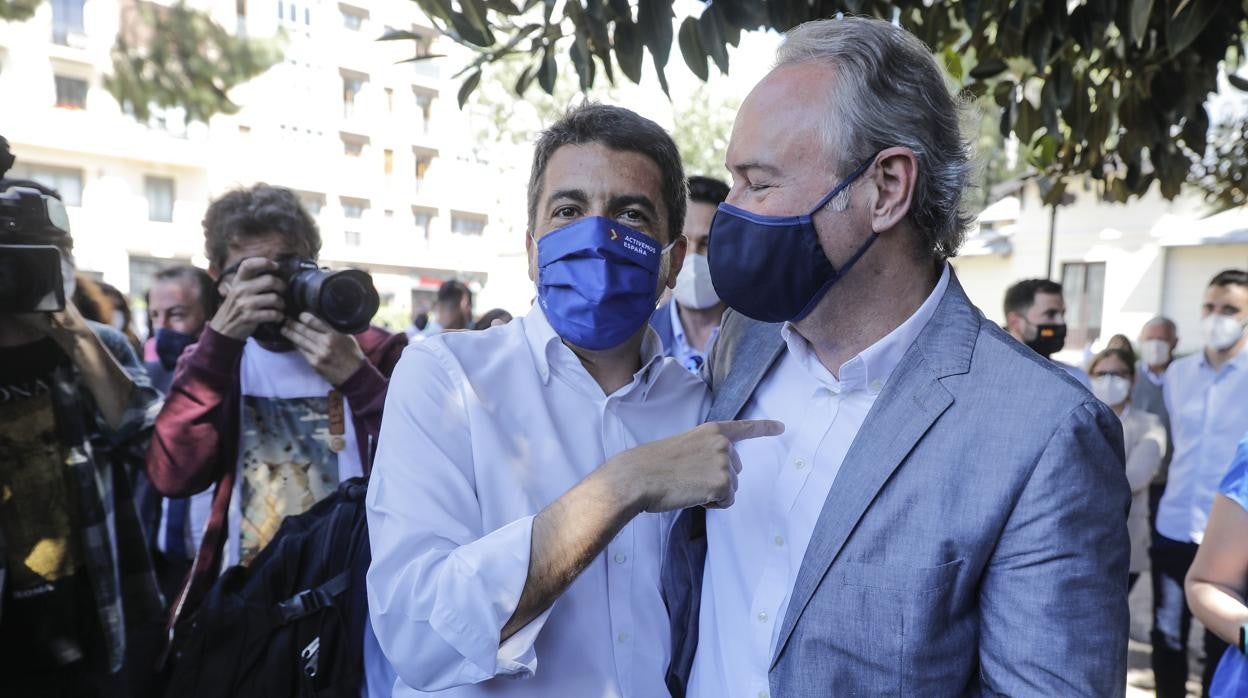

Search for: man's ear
xmin=869 ymin=147 xmax=918 ymax=235
xmin=665 ymin=234 xmax=689 ymax=290
xmin=526 ymin=231 xmax=537 ymax=283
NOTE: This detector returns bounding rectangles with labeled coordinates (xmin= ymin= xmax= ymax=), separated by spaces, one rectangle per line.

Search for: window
xmin=341 ymin=198 xmax=367 ymax=219
xmin=342 ymin=136 xmax=364 ymax=157
xmin=384 ymin=149 xmax=394 ymax=175
xmin=305 ymin=7 xmax=311 ymax=24
xmin=344 ymin=230 xmax=362 ymax=246
xmin=413 ymin=209 xmax=434 ymax=240
xmin=342 ymin=75 xmax=364 ymax=118
xmin=51 ymin=0 xmax=85 ymax=45
xmin=451 ymin=214 xmax=486 ymax=236
xmin=414 ymin=91 xmax=433 ymax=131
xmin=297 ymin=192 xmax=324 ymax=216
xmin=11 ymin=164 xmax=84 ymax=206
xmin=54 ymin=75 xmax=88 ymax=109
xmin=1060 ymin=261 xmax=1107 ymax=348
xmin=145 ymin=176 xmax=175 ymax=222
xmin=342 ymin=8 xmax=364 ymax=30
xmin=384 ymin=87 xmax=394 ymax=112
xmin=413 ymin=32 xmax=433 ymax=58
xmin=414 ymin=153 xmax=432 ymax=190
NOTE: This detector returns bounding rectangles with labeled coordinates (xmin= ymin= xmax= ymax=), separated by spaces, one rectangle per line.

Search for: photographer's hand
xmin=281 ymin=312 xmax=366 ymax=387
xmin=16 ymin=301 xmax=137 ymax=431
xmin=209 ymin=257 xmax=286 ymax=341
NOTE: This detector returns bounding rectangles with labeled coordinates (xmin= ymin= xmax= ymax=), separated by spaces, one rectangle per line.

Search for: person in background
xmin=473 ymin=308 xmax=513 ymax=330
xmin=434 ymin=280 xmax=473 ymax=331
xmin=650 ymin=175 xmax=730 ymax=373
xmin=1135 ymin=316 xmax=1178 ymax=529
xmin=1153 ymin=269 xmax=1248 ymax=697
xmin=145 ymin=184 xmax=406 ymax=663
xmin=141 ymin=264 xmax=219 ymax=600
xmin=0 ymin=175 xmax=163 ymax=697
xmin=1186 ymin=433 xmax=1248 ymax=694
xmin=1088 ymin=348 xmax=1165 ymax=591
xmin=1106 ymin=333 xmax=1136 ymax=365
xmin=1003 ymin=278 xmax=1091 ymax=387
xmin=406 ymin=308 xmax=429 ymax=340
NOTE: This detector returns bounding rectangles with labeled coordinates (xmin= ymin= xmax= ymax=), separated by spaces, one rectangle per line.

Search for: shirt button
xmin=757 ymin=611 xmax=768 ymax=623
xmin=613 ymin=552 xmax=627 ymax=564
xmin=794 ymin=458 xmax=806 ymax=470
xmin=617 ymin=632 xmax=629 ymax=643
xmin=774 ymin=535 xmax=785 ymax=547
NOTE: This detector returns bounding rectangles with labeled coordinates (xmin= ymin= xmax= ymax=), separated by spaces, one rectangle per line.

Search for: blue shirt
xmin=1219 ymin=433 xmax=1248 ymax=514
xmin=669 ymin=300 xmax=719 ymax=374
xmin=1157 ymin=347 xmax=1248 ymax=543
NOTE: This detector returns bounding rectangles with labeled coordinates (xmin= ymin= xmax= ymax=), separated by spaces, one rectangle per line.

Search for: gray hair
xmin=776 ymin=17 xmax=973 ymax=260
xmin=1141 ymin=316 xmax=1177 ymax=338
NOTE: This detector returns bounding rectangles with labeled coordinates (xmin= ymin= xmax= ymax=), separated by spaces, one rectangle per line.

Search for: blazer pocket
xmin=834 ymin=558 xmax=964 ymax=593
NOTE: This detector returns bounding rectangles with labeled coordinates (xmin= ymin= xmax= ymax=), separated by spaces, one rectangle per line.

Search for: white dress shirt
xmin=688 ymin=265 xmax=950 ymax=698
xmin=366 ymin=305 xmax=709 ymax=697
xmin=1156 ymin=346 xmax=1248 ymax=544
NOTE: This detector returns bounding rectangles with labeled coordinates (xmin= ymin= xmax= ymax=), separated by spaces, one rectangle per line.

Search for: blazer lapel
xmin=770 ymin=274 xmax=980 ymax=668
xmin=706 ymin=319 xmax=785 ymax=423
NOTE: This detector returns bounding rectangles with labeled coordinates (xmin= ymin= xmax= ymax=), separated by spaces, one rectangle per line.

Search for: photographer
xmin=145 ymin=184 xmax=405 ymax=631
xmin=0 ymin=147 xmax=163 ymax=696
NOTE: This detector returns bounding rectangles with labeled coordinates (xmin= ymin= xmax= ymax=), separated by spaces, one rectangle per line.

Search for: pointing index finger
xmin=715 ymin=419 xmax=785 ymax=443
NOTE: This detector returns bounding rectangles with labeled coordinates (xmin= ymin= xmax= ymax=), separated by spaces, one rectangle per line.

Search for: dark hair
xmin=527 ymin=103 xmax=686 ymax=244
xmin=1209 ymin=269 xmax=1248 ymax=289
xmin=1104 ymin=334 xmax=1136 ymax=366
xmin=1004 ymin=278 xmax=1063 ymax=318
xmin=1089 ymin=348 xmax=1137 ymax=378
xmin=411 ymin=310 xmax=428 ymax=331
xmin=154 ymin=264 xmax=220 ymax=319
xmin=203 ymin=184 xmax=320 ymax=271
xmin=436 ymin=280 xmax=471 ymax=308
xmin=687 ymin=176 xmax=730 ymax=206
xmin=473 ymin=308 xmax=513 ymax=330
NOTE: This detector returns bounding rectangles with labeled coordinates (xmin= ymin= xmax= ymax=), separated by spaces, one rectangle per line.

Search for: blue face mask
xmin=155 ymin=327 xmax=198 ymax=371
xmin=708 ymin=154 xmax=878 ymax=323
xmin=535 ymin=216 xmax=672 ymax=351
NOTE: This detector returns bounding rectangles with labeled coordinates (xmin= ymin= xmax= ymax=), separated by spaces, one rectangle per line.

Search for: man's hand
xmin=209 ymin=257 xmax=286 ymax=341
xmin=280 ymin=311 xmax=366 ymax=386
xmin=13 ymin=299 xmax=90 ymax=351
xmin=607 ymin=419 xmax=785 ymax=513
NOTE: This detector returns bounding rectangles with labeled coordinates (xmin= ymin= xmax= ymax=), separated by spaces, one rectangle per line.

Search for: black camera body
xmin=0 ymin=185 xmax=72 ymax=314
xmin=254 ymin=258 xmax=380 ymax=341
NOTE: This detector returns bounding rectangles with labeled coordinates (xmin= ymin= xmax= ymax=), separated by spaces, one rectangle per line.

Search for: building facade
xmin=0 ymin=0 xmax=524 ymax=331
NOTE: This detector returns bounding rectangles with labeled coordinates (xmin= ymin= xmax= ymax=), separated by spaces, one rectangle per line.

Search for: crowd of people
xmin=2 ymin=14 xmax=1247 ymax=698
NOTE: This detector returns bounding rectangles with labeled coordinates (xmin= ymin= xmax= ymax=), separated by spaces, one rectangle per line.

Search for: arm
xmin=978 ymin=400 xmax=1131 ymax=697
xmin=1125 ymin=415 xmax=1165 ymax=493
xmin=145 ymin=325 xmax=244 ymax=496
xmin=1186 ymin=494 xmax=1248 ymax=645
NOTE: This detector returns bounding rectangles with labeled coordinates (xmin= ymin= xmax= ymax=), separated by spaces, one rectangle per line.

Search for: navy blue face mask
xmin=535 ymin=216 xmax=672 ymax=351
xmin=155 ymin=327 xmax=198 ymax=371
xmin=708 ymin=154 xmax=878 ymax=323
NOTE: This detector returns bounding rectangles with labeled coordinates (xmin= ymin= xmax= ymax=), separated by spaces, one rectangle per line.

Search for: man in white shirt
xmin=1151 ymin=269 xmax=1248 ymax=698
xmin=366 ymin=104 xmax=781 ymax=697
xmin=1003 ymin=277 xmax=1092 ymax=387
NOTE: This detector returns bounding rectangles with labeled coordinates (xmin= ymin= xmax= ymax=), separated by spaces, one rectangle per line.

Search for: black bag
xmin=164 ymin=477 xmax=372 ymax=698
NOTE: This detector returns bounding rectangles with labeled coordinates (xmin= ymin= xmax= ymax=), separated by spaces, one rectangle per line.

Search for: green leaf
xmin=697 ymin=5 xmax=730 ymax=74
xmin=1128 ymin=0 xmax=1155 ymax=45
xmin=538 ymin=46 xmax=557 ymax=93
xmin=457 ymin=69 xmax=482 ymax=109
xmin=678 ymin=17 xmax=709 ymax=81
xmin=638 ymin=0 xmax=674 ymax=67
xmin=571 ymin=35 xmax=595 ymax=91
xmin=1166 ymin=0 xmax=1219 ymax=58
xmin=1229 ymin=73 xmax=1248 ymax=91
xmin=970 ymin=58 xmax=1009 ymax=80
xmin=1041 ymin=178 xmax=1067 ymax=206
xmin=614 ymin=19 xmax=644 ymax=84
xmin=514 ymin=65 xmax=536 ymax=96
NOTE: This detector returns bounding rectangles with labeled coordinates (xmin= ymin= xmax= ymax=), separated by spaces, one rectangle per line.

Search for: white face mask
xmin=672 ymin=253 xmax=720 ymax=310
xmin=1139 ymin=339 xmax=1172 ymax=367
xmin=1090 ymin=374 xmax=1131 ymax=407
xmin=1203 ymin=314 xmax=1246 ymax=352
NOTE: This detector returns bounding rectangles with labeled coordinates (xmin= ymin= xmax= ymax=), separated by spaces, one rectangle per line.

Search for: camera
xmin=254 ymin=258 xmax=380 ymax=340
xmin=0 ymin=186 xmax=72 ymax=313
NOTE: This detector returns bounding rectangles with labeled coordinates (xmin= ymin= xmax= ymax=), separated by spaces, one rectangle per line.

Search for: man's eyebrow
xmin=730 ymin=161 xmax=782 ymax=176
xmin=547 ymin=189 xmax=589 ymax=205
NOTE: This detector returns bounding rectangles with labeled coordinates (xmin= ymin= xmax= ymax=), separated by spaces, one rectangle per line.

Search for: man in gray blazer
xmin=663 ymin=17 xmax=1131 ymax=697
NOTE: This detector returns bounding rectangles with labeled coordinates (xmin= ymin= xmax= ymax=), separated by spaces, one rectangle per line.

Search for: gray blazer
xmin=663 ymin=273 xmax=1131 ymax=697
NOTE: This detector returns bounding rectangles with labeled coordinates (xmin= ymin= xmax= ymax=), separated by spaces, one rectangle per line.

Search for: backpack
xmin=164 ymin=477 xmax=372 ymax=698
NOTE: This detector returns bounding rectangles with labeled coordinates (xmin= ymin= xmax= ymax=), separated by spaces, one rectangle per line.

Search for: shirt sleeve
xmin=1218 ymin=434 xmax=1248 ymax=513
xmin=1125 ymin=413 xmax=1165 ymax=493
xmin=365 ymin=342 xmax=553 ymax=692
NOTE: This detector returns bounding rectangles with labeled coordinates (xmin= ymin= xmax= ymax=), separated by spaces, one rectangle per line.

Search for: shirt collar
xmin=779 ymin=262 xmax=951 ymax=394
xmin=1138 ymin=360 xmax=1166 ymax=386
xmin=523 ymin=303 xmax=667 ymax=394
xmin=1198 ymin=343 xmax=1248 ymax=373
xmin=669 ymin=299 xmax=719 ymax=357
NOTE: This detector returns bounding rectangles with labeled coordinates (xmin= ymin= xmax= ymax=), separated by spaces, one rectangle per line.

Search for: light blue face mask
xmin=535 ymin=216 xmax=674 ymax=351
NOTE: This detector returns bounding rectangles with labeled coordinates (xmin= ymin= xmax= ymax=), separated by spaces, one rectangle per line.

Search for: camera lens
xmin=316 ymin=270 xmax=379 ymax=334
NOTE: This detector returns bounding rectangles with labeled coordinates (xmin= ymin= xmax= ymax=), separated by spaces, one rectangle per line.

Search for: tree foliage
xmin=412 ymin=0 xmax=1248 ymax=208
xmin=0 ymin=0 xmax=41 ymax=22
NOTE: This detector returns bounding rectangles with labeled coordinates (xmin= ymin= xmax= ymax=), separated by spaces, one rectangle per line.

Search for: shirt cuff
xmin=428 ymin=515 xmax=551 ymax=680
